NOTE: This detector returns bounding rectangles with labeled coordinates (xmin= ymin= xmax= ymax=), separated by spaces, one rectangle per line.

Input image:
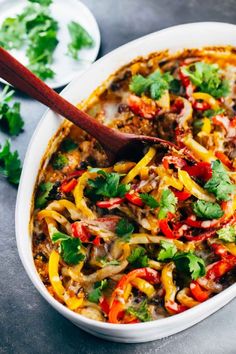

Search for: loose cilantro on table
xmin=216 ymin=226 xmax=236 ymax=243
xmin=129 ymin=70 xmax=174 ymax=100
xmin=0 ymin=140 xmax=22 ymax=185
xmin=140 ymin=193 xmax=159 ymax=209
xmin=60 ymin=138 xmax=77 ymax=152
xmin=127 ymin=247 xmax=149 ymax=267
xmin=157 ymin=240 xmax=177 ymax=261
xmin=115 ymin=218 xmax=134 ymax=241
xmin=52 ymin=153 xmax=68 ymax=170
xmin=204 ymin=160 xmax=235 ymax=201
xmin=29 ymin=0 xmax=53 ymax=5
xmin=193 ymin=200 xmax=224 ymax=220
xmin=127 ymin=300 xmax=151 ymax=322
xmin=0 ymin=86 xmax=24 ymax=136
xmin=158 ymin=188 xmax=177 ymax=220
xmin=182 ymin=62 xmax=229 ymax=98
xmin=88 ymin=279 xmax=108 ymax=303
xmin=67 ymin=21 xmax=94 ymax=60
xmin=87 ymin=170 xmax=130 ymax=198
xmin=52 ymin=231 xmax=85 ymax=265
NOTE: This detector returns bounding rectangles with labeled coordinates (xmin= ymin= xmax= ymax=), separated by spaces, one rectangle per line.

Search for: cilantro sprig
xmin=115 ymin=218 xmax=134 ymax=241
xmin=127 ymin=300 xmax=151 ymax=322
xmin=193 ymin=200 xmax=224 ymax=220
xmin=52 ymin=231 xmax=85 ymax=265
xmin=87 ymin=170 xmax=130 ymax=198
xmin=129 ymin=70 xmax=174 ymax=100
xmin=204 ymin=160 xmax=235 ymax=201
xmin=157 ymin=241 xmax=205 ymax=280
xmin=158 ymin=189 xmax=177 ymax=220
xmin=216 ymin=226 xmax=236 ymax=243
xmin=67 ymin=21 xmax=94 ymax=60
xmin=88 ymin=279 xmax=108 ymax=303
xmin=0 ymin=140 xmax=22 ymax=185
xmin=0 ymin=86 xmax=24 ymax=136
xmin=127 ymin=246 xmax=149 ymax=267
xmin=52 ymin=153 xmax=68 ymax=170
xmin=182 ymin=62 xmax=229 ymax=98
xmin=140 ymin=193 xmax=159 ymax=209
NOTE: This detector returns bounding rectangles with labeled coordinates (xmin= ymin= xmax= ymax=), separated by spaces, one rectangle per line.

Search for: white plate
xmin=0 ymin=0 xmax=100 ymax=88
xmin=15 ymin=22 xmax=236 ymax=343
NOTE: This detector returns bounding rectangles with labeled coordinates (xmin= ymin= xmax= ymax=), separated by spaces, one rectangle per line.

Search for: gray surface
xmin=0 ymin=0 xmax=236 ymax=353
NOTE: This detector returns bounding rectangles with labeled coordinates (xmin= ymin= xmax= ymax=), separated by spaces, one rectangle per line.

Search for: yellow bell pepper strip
xmin=176 ymin=288 xmax=199 ymax=308
xmin=47 ymin=199 xmax=82 ymax=220
xmin=114 ymin=162 xmax=136 ymax=174
xmin=131 ymin=277 xmax=156 ymax=298
xmin=156 ymin=90 xmax=170 ymax=110
xmin=182 ymin=135 xmax=217 ymax=163
xmin=192 ymin=92 xmax=219 ymax=110
xmin=178 ymin=169 xmax=215 ymax=202
xmin=73 ymin=172 xmax=96 ymax=219
xmin=108 ymin=268 xmax=160 ymax=323
xmin=224 ymin=243 xmax=236 ymax=257
xmin=122 ymin=147 xmax=156 ymax=184
xmin=161 ymin=262 xmax=188 ymax=314
xmin=155 ymin=166 xmax=183 ymax=190
xmin=48 ymin=250 xmax=84 ymax=310
xmin=201 ymin=117 xmax=211 ymax=134
xmin=178 ymin=97 xmax=193 ymax=130
xmin=37 ymin=209 xmax=71 ymax=234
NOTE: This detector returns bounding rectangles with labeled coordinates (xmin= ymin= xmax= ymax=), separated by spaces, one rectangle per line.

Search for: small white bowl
xmin=15 ymin=22 xmax=236 ymax=343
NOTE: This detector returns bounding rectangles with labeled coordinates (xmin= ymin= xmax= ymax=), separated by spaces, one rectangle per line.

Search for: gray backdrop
xmin=0 ymin=0 xmax=236 ymax=353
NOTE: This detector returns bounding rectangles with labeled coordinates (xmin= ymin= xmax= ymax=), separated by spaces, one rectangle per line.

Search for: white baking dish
xmin=15 ymin=22 xmax=236 ymax=343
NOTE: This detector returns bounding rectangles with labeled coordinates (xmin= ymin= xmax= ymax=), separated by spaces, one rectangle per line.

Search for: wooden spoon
xmin=0 ymin=47 xmax=176 ymax=163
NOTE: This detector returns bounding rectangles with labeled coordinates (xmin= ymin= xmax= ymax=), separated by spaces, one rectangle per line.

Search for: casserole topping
xmin=33 ymin=48 xmax=236 ymax=323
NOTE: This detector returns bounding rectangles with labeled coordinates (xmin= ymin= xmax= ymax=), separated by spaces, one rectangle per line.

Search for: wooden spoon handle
xmin=0 ymin=47 xmax=124 ymax=154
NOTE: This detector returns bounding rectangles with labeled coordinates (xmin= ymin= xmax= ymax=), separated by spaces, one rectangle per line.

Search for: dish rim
xmin=15 ymin=21 xmax=236 ymax=331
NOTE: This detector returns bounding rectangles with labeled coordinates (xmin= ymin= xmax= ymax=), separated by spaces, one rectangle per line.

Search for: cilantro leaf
xmin=35 ymin=181 xmax=54 ymax=208
xmin=127 ymin=300 xmax=151 ymax=322
xmin=182 ymin=62 xmax=229 ymax=98
xmin=115 ymin=218 xmax=134 ymax=241
xmin=88 ymin=279 xmax=108 ymax=303
xmin=52 ymin=153 xmax=68 ymax=170
xmin=61 ymin=138 xmax=77 ymax=152
xmin=28 ymin=0 xmax=53 ymax=5
xmin=140 ymin=193 xmax=159 ymax=209
xmin=67 ymin=21 xmax=94 ymax=60
xmin=193 ymin=200 xmax=224 ymax=220
xmin=0 ymin=17 xmax=26 ymax=50
xmin=158 ymin=240 xmax=177 ymax=261
xmin=204 ymin=108 xmax=225 ymax=118
xmin=173 ymin=252 xmax=206 ymax=280
xmin=0 ymin=140 xmax=22 ymax=185
xmin=98 ymin=258 xmax=120 ymax=267
xmin=0 ymin=86 xmax=24 ymax=136
xmin=216 ymin=226 xmax=236 ymax=243
xmin=158 ymin=188 xmax=177 ymax=220
xmin=204 ymin=160 xmax=235 ymax=201
xmin=127 ymin=247 xmax=149 ymax=267
xmin=129 ymin=70 xmax=174 ymax=100
xmin=52 ymin=231 xmax=85 ymax=265
xmin=88 ymin=170 xmax=130 ymax=198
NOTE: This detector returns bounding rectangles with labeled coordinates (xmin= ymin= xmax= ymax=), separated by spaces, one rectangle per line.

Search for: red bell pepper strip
xmin=184 ymin=215 xmax=219 ymax=229
xmin=183 ymin=162 xmax=212 ymax=181
xmin=96 ymin=197 xmax=124 ymax=209
xmin=184 ymin=229 xmax=216 ymax=242
xmin=99 ymin=296 xmax=110 ymax=316
xmin=93 ymin=236 xmax=101 ymax=246
xmin=215 ymin=151 xmax=233 ymax=169
xmin=127 ymin=94 xmax=159 ymax=119
xmin=179 ymin=68 xmax=195 ymax=98
xmin=212 ymin=115 xmax=230 ymax=131
xmin=165 ymin=300 xmax=188 ymax=314
xmin=159 ymin=213 xmax=181 ymax=239
xmin=190 ymin=281 xmax=210 ymax=302
xmin=192 ymin=100 xmax=211 ymax=111
xmin=109 ymin=268 xmax=160 ymax=323
xmin=173 ymin=189 xmax=191 ymax=201
xmin=60 ymin=178 xmax=78 ymax=193
xmin=71 ymin=222 xmax=91 ymax=242
xmin=64 ymin=169 xmax=86 ymax=181
xmin=125 ymin=191 xmax=144 ymax=207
